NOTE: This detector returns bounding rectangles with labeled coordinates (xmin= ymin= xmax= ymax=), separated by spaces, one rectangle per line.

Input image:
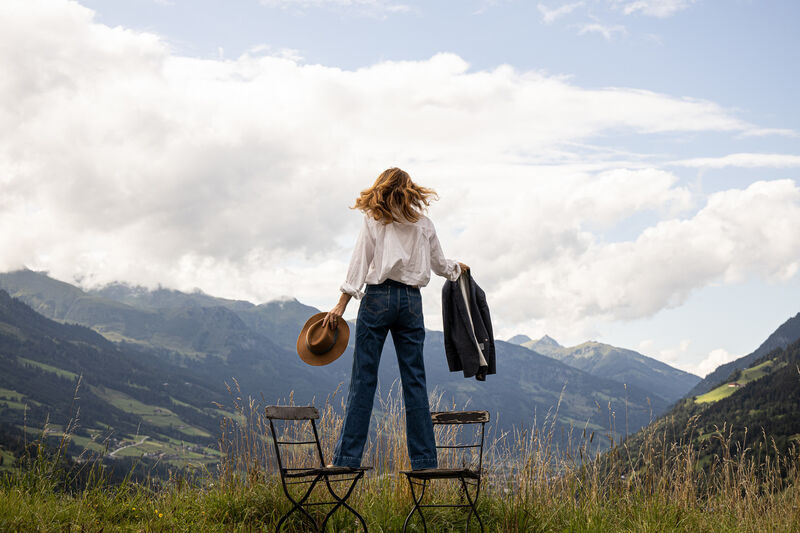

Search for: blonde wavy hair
xmin=353 ymin=168 xmax=438 ymax=224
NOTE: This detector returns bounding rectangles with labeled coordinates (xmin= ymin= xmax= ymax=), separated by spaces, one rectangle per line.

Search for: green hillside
xmin=621 ymin=338 xmax=800 ymax=471
xmin=694 ymin=358 xmax=786 ymax=403
xmin=685 ymin=312 xmax=800 ymax=398
xmin=0 ymin=289 xmax=227 ymax=471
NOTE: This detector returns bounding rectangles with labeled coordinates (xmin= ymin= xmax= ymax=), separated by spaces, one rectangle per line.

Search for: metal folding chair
xmin=265 ymin=405 xmax=372 ymax=532
xmin=400 ymin=410 xmax=490 ymax=533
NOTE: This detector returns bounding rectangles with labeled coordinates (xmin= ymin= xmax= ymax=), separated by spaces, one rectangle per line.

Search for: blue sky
xmin=79 ymin=0 xmax=799 ymax=127
xmin=2 ymin=0 xmax=799 ymax=376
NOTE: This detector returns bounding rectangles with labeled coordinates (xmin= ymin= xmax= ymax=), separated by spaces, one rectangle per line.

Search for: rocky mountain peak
xmin=506 ymin=334 xmax=533 ymax=345
xmin=536 ymin=334 xmax=561 ymax=347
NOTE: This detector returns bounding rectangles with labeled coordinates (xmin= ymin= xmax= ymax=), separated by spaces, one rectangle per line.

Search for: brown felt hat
xmin=296 ymin=312 xmax=350 ymax=366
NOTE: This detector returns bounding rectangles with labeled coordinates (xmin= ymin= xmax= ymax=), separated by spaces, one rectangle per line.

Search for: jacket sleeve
xmin=475 ymin=284 xmax=496 ymax=374
xmin=441 ymin=281 xmax=462 ymax=371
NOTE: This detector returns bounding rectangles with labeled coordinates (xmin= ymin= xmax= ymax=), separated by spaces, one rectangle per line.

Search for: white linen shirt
xmin=340 ymin=214 xmax=461 ymax=299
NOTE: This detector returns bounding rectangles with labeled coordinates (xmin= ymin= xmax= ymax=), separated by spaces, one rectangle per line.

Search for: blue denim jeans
xmin=332 ymin=279 xmax=438 ymax=470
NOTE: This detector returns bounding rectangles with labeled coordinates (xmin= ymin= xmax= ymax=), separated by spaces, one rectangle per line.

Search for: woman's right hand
xmin=322 ymin=292 xmax=352 ymax=330
xmin=458 ymin=262 xmax=470 ymax=273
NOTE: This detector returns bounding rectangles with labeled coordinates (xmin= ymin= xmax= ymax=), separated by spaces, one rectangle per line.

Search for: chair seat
xmin=283 ymin=466 xmax=372 ymax=478
xmin=401 ymin=467 xmax=480 ymax=480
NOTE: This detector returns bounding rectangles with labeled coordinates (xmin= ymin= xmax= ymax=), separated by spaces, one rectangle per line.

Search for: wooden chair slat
xmin=265 ymin=405 xmax=319 ymax=420
xmin=430 ymin=410 xmax=489 ymax=424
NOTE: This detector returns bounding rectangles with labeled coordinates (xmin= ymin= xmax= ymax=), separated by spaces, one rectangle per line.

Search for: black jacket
xmin=441 ymin=271 xmax=496 ymax=381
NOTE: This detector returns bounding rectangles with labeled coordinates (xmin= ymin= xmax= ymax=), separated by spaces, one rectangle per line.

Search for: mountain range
xmin=2 ymin=268 xmax=799 ymax=474
xmin=511 ymin=335 xmax=700 ymax=406
xmin=0 ymin=269 xmax=696 ymax=465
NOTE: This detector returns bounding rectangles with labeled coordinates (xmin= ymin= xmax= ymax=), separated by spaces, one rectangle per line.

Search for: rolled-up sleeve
xmin=340 ymin=217 xmax=375 ymax=300
xmin=429 ymin=222 xmax=461 ymax=282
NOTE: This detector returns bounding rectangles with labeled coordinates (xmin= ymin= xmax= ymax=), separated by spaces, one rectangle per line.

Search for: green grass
xmin=2 ymin=386 xmax=800 ymax=532
xmin=17 ymin=357 xmax=79 ymax=380
xmin=1 ymin=447 xmax=798 ymax=532
xmin=695 ymin=359 xmax=786 ymax=403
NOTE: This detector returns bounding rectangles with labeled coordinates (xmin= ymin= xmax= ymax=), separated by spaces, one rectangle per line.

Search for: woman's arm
xmin=325 ymin=216 xmax=373 ymax=329
xmin=340 ymin=216 xmax=375 ymax=300
xmin=429 ymin=220 xmax=468 ymax=280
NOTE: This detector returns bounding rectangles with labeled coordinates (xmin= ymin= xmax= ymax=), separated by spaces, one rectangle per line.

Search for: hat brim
xmin=296 ymin=312 xmax=350 ymax=366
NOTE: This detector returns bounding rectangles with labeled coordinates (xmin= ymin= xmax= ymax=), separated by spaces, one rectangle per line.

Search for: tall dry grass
xmin=215 ymin=379 xmax=800 ymax=532
xmin=3 ymin=375 xmax=799 ymax=531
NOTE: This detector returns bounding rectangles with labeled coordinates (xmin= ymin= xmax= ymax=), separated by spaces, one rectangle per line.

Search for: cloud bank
xmin=1 ymin=0 xmax=798 ymax=350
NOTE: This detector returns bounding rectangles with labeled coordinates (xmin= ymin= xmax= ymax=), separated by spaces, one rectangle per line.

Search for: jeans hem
xmin=410 ymin=457 xmax=438 ymax=470
xmin=332 ymin=455 xmax=363 ymax=468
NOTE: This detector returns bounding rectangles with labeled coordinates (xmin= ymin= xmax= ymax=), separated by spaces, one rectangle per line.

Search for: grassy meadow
xmin=1 ymin=383 xmax=799 ymax=532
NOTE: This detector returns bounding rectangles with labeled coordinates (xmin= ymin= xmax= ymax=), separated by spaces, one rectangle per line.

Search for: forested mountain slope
xmin=622 ymin=336 xmax=800 ymax=468
xmin=685 ymin=312 xmax=800 ymax=398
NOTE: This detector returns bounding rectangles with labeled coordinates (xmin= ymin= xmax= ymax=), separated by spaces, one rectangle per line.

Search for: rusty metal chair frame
xmin=265 ymin=405 xmax=371 ymax=533
xmin=400 ymin=410 xmax=490 ymax=533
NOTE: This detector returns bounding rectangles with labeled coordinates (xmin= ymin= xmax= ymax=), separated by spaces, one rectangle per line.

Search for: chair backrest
xmin=430 ymin=410 xmax=489 ymax=471
xmin=265 ymin=405 xmax=325 ymax=474
xmin=265 ymin=406 xmax=320 ymax=421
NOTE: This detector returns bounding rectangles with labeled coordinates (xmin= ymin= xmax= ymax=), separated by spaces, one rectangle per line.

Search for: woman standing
xmin=323 ymin=168 xmax=467 ymax=470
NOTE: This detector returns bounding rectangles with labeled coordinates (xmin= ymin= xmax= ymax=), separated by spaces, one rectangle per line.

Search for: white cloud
xmin=738 ymin=127 xmax=797 ymax=138
xmin=483 ymin=179 xmax=800 ymax=338
xmin=577 ymin=22 xmax=627 ymax=40
xmin=246 ymin=44 xmax=305 ymax=62
xmin=537 ymin=2 xmax=584 ymax=24
xmin=693 ymin=348 xmax=739 ymax=378
xmin=259 ymin=0 xmax=409 ymax=15
xmin=611 ymin=0 xmax=696 ymax=18
xmin=1 ymin=0 xmax=797 ymax=338
xmin=673 ymin=153 xmax=800 ymax=169
xmin=647 ymin=339 xmax=694 ymax=373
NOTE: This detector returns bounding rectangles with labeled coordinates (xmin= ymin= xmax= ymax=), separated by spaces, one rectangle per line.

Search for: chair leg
xmin=320 ymin=472 xmax=368 ymax=533
xmin=276 ymin=475 xmax=322 ymax=533
xmin=460 ymin=477 xmax=483 ymax=533
xmin=402 ymin=477 xmax=428 ymax=533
